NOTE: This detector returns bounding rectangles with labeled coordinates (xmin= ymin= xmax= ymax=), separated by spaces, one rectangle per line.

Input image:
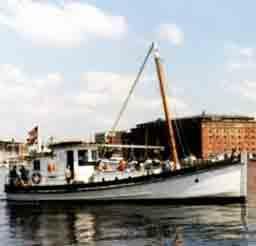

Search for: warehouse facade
xmin=129 ymin=114 xmax=256 ymax=159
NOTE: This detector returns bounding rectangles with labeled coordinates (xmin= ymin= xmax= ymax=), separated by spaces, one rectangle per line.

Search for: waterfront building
xmin=0 ymin=140 xmax=27 ymax=164
xmin=129 ymin=114 xmax=256 ymax=160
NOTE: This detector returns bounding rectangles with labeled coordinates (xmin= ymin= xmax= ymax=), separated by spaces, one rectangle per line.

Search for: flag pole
xmin=37 ymin=125 xmax=41 ymax=153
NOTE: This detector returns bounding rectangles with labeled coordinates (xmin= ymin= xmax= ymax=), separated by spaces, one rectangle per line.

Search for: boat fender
xmin=65 ymin=168 xmax=72 ymax=179
xmin=48 ymin=163 xmax=56 ymax=173
xmin=89 ymin=174 xmax=95 ymax=183
xmin=117 ymin=160 xmax=127 ymax=171
xmin=47 ymin=163 xmax=52 ymax=173
xmin=32 ymin=172 xmax=42 ymax=185
xmin=52 ymin=163 xmax=56 ymax=172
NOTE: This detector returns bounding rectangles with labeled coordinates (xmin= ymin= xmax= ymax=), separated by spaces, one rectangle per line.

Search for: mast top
xmin=152 ymin=42 xmax=160 ymax=58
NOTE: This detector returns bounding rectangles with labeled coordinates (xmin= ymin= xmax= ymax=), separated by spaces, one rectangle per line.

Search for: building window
xmin=78 ymin=150 xmax=89 ymax=166
xmin=33 ymin=160 xmax=40 ymax=171
xmin=91 ymin=150 xmax=98 ymax=161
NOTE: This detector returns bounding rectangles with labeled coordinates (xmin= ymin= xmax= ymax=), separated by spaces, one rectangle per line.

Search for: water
xmin=0 ymin=168 xmax=254 ymax=246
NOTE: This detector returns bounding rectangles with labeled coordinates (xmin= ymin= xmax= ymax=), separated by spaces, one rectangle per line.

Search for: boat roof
xmin=49 ymin=141 xmax=97 ymax=149
xmin=49 ymin=141 xmax=164 ymax=150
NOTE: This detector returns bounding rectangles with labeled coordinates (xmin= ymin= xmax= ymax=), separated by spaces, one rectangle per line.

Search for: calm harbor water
xmin=0 ymin=168 xmax=255 ymax=246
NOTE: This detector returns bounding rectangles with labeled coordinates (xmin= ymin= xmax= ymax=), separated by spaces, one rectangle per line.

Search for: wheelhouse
xmin=7 ymin=141 xmax=99 ymax=186
xmin=49 ymin=141 xmax=99 ymax=184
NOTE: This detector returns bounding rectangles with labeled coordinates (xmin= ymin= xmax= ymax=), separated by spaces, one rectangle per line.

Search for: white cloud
xmin=225 ymin=43 xmax=256 ymax=71
xmin=158 ymin=23 xmax=184 ymax=46
xmin=222 ymin=43 xmax=256 ymax=111
xmin=171 ymin=97 xmax=190 ymax=114
xmin=0 ymin=64 xmax=25 ymax=84
xmin=235 ymin=80 xmax=256 ymax=101
xmin=0 ymin=0 xmax=128 ymax=47
xmin=0 ymin=64 xmax=189 ymax=140
xmin=75 ymin=91 xmax=109 ymax=109
xmin=227 ymin=61 xmax=256 ymax=72
xmin=225 ymin=43 xmax=255 ymax=58
xmin=220 ymin=78 xmax=256 ymax=106
xmin=239 ymin=47 xmax=254 ymax=58
xmin=46 ymin=73 xmax=63 ymax=83
xmin=81 ymin=72 xmax=133 ymax=95
xmin=79 ymin=71 xmax=190 ymax=127
xmin=0 ymin=64 xmax=62 ymax=104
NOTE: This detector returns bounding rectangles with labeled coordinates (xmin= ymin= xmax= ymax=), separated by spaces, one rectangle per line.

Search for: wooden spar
xmin=153 ymin=44 xmax=179 ymax=168
xmin=107 ymin=43 xmax=155 ymax=143
xmin=97 ymin=144 xmax=164 ymax=150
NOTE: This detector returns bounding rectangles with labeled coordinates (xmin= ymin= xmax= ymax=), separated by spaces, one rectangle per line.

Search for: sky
xmin=0 ymin=0 xmax=256 ymax=142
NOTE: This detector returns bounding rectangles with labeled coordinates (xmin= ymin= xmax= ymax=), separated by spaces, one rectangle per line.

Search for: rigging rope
xmin=108 ymin=43 xmax=155 ymax=138
xmin=172 ymin=107 xmax=191 ymax=158
xmin=173 ymin=116 xmax=186 ymax=158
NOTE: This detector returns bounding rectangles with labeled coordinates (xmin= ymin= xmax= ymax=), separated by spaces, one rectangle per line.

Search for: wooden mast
xmin=153 ymin=43 xmax=179 ymax=168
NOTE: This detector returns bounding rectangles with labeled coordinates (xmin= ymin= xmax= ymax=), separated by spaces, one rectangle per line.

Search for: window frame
xmin=33 ymin=159 xmax=40 ymax=171
xmin=78 ymin=149 xmax=89 ymax=166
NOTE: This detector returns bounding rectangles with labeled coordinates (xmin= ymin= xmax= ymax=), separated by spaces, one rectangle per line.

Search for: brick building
xmin=200 ymin=114 xmax=256 ymax=159
xmin=129 ymin=114 xmax=256 ymax=160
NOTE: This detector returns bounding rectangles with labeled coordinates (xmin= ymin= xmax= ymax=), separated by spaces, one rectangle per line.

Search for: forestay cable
xmin=108 ymin=43 xmax=155 ymax=137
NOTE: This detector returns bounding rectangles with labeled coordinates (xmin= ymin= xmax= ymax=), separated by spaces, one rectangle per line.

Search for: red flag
xmin=27 ymin=126 xmax=38 ymax=145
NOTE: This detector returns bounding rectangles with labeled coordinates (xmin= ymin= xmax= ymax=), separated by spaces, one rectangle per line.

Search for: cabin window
xmin=78 ymin=150 xmax=89 ymax=166
xmin=33 ymin=160 xmax=40 ymax=171
xmin=91 ymin=150 xmax=98 ymax=161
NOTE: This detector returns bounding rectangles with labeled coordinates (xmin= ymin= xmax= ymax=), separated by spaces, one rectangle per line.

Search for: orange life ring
xmin=32 ymin=172 xmax=42 ymax=185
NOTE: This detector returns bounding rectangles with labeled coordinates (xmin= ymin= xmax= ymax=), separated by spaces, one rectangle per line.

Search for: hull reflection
xmin=5 ymin=203 xmax=248 ymax=246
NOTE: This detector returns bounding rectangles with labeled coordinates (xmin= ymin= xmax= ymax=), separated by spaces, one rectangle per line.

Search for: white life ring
xmin=31 ymin=172 xmax=42 ymax=185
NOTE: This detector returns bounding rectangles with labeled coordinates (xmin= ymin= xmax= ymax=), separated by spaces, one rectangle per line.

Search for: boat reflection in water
xmin=247 ymin=191 xmax=256 ymax=245
xmin=5 ymin=203 xmax=248 ymax=246
xmin=162 ymin=226 xmax=184 ymax=246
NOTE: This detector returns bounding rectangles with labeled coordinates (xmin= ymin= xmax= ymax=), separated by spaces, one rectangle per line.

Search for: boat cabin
xmin=20 ymin=141 xmax=99 ymax=186
xmin=7 ymin=139 xmax=168 ymax=187
xmin=50 ymin=141 xmax=98 ymax=183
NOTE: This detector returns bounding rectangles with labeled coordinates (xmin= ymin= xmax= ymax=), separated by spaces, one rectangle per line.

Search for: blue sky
xmin=0 ymin=0 xmax=256 ymax=141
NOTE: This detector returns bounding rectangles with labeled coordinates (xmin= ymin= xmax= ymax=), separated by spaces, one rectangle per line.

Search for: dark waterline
xmin=0 ymin=168 xmax=255 ymax=245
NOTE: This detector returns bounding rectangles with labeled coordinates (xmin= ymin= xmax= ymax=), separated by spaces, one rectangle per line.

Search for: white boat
xmin=4 ymin=43 xmax=248 ymax=203
xmin=4 ymin=141 xmax=247 ymax=203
